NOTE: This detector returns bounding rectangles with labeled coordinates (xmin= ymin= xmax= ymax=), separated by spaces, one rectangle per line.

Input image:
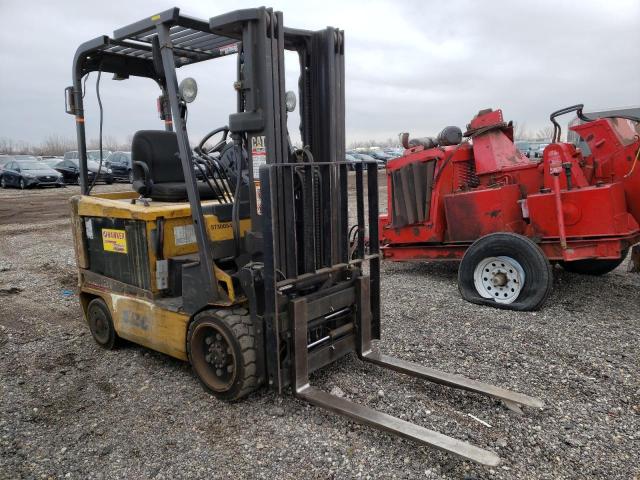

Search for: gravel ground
xmin=0 ymin=183 xmax=639 ymax=479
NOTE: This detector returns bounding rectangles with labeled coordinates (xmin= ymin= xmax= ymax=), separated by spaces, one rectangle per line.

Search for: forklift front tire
xmin=87 ymin=298 xmax=118 ymax=350
xmin=187 ymin=308 xmax=258 ymax=401
xmin=458 ymin=233 xmax=553 ymax=311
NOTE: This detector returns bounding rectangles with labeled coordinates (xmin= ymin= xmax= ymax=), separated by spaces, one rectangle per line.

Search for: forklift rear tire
xmin=187 ymin=308 xmax=258 ymax=401
xmin=458 ymin=233 xmax=553 ymax=311
xmin=87 ymin=298 xmax=118 ymax=350
xmin=561 ymin=249 xmax=628 ymax=276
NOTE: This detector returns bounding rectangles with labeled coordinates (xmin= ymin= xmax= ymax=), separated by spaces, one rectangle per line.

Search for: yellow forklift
xmin=65 ymin=7 xmax=542 ymax=466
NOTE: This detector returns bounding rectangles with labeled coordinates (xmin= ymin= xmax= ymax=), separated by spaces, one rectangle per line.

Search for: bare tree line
xmin=348 ymin=137 xmax=401 ymax=149
xmin=2 ymin=125 xmax=555 ymax=157
xmin=513 ymin=123 xmax=555 ymax=141
xmin=0 ymin=135 xmax=133 ymax=156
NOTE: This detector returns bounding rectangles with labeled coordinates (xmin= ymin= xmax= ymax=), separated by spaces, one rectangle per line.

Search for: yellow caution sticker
xmin=102 ymin=229 xmax=128 ymax=254
xmin=151 ymin=14 xmax=161 ymax=21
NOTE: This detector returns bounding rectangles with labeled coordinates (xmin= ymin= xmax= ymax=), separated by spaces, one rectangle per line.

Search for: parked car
xmin=383 ymin=148 xmax=403 ymax=158
xmin=41 ymin=158 xmax=63 ymax=168
xmin=0 ymin=157 xmax=64 ymax=189
xmin=53 ymin=158 xmax=114 ymax=184
xmin=64 ymin=150 xmax=113 ymax=163
xmin=515 ymin=141 xmax=532 ymax=157
xmin=345 ymin=153 xmax=358 ymax=169
xmin=38 ymin=155 xmax=63 ymax=163
xmin=535 ymin=143 xmax=549 ymax=158
xmin=105 ymin=151 xmax=132 ymax=182
xmin=0 ymin=155 xmax=14 ymax=173
xmin=351 ymin=153 xmax=385 ymax=169
xmin=368 ymin=150 xmax=394 ymax=162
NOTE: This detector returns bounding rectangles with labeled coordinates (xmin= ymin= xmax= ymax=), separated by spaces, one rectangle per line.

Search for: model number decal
xmin=209 ymin=223 xmax=232 ymax=230
xmin=102 ymin=228 xmax=127 ymax=254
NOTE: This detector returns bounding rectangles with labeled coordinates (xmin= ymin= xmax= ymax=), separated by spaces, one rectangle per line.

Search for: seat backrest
xmin=131 ymin=130 xmax=185 ymax=184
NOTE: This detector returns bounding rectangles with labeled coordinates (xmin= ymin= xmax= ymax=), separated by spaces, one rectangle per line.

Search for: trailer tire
xmin=187 ymin=308 xmax=258 ymax=401
xmin=87 ymin=298 xmax=118 ymax=350
xmin=458 ymin=233 xmax=553 ymax=311
xmin=561 ymin=249 xmax=628 ymax=276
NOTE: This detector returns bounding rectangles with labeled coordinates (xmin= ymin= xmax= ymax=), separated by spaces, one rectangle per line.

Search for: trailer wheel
xmin=561 ymin=249 xmax=628 ymax=276
xmin=459 ymin=233 xmax=553 ymax=311
xmin=187 ymin=308 xmax=258 ymax=401
xmin=87 ymin=298 xmax=118 ymax=349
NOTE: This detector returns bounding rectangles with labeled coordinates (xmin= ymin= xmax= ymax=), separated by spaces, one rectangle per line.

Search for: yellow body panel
xmin=71 ymin=192 xmax=249 ymax=358
xmin=98 ymin=290 xmax=189 ymax=360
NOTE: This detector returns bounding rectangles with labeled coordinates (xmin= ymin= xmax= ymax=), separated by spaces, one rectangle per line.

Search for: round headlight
xmin=285 ymin=90 xmax=296 ymax=112
xmin=107 ymin=168 xmax=112 ymax=174
xmin=179 ymin=77 xmax=198 ymax=103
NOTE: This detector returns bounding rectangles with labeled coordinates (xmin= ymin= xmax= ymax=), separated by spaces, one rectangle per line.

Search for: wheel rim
xmin=1 ymin=178 xmax=5 ymax=188
xmin=20 ymin=179 xmax=25 ymax=189
xmin=473 ymin=256 xmax=525 ymax=304
xmin=90 ymin=307 xmax=110 ymax=344
xmin=129 ymin=171 xmax=134 ymax=183
xmin=191 ymin=323 xmax=237 ymax=392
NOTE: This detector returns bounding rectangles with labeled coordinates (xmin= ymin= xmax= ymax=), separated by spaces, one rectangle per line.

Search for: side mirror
xmin=64 ymin=86 xmax=76 ymax=115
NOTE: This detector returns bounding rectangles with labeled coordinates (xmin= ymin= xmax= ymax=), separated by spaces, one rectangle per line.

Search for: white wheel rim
xmin=473 ymin=256 xmax=525 ymax=304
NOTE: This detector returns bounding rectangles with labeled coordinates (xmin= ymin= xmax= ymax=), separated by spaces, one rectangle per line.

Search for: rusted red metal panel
xmin=527 ymin=183 xmax=639 ymax=238
xmin=443 ymin=184 xmax=525 ymax=242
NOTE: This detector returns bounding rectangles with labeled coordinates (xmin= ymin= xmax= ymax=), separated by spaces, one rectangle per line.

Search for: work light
xmin=179 ymin=77 xmax=198 ymax=103
xmin=285 ymin=90 xmax=296 ymax=112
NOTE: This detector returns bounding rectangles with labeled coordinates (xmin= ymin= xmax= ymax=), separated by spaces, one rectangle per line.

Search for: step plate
xmin=297 ymin=385 xmax=501 ymax=467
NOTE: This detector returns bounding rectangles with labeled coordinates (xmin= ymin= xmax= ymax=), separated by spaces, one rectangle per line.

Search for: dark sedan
xmin=0 ymin=157 xmax=64 ymax=189
xmin=350 ymin=153 xmax=385 ymax=169
xmin=0 ymin=155 xmax=13 ymax=173
xmin=53 ymin=158 xmax=114 ymax=185
xmin=105 ymin=151 xmax=132 ymax=182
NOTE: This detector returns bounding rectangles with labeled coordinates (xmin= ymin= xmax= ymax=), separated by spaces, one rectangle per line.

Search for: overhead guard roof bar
xmin=73 ymin=7 xmax=240 ymax=80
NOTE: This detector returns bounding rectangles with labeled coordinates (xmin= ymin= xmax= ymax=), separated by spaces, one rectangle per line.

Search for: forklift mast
xmin=209 ymin=9 xmax=382 ymax=392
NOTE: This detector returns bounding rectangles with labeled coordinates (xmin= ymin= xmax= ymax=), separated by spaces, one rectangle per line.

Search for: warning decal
xmin=102 ymin=228 xmax=128 ymax=254
xmin=174 ymin=224 xmax=197 ymax=246
xmin=252 ymin=135 xmax=267 ymax=178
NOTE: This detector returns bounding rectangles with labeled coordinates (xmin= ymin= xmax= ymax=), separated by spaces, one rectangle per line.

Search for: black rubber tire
xmin=74 ymin=174 xmax=80 ymax=185
xmin=105 ymin=179 xmax=114 ymax=185
xmin=561 ymin=249 xmax=628 ymax=276
xmin=187 ymin=308 xmax=258 ymax=401
xmin=458 ymin=232 xmax=553 ymax=311
xmin=87 ymin=298 xmax=118 ymax=349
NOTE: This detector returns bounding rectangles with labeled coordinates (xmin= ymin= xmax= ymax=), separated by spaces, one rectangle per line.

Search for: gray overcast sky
xmin=0 ymin=0 xmax=638 ymax=147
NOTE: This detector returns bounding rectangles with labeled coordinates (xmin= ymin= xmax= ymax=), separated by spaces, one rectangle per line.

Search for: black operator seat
xmin=131 ymin=130 xmax=220 ymax=202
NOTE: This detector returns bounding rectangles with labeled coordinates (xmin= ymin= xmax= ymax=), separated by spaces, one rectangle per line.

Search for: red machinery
xmin=379 ymin=105 xmax=640 ymax=310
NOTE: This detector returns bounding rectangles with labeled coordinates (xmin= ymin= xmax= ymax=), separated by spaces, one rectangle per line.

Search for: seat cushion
xmin=150 ymin=181 xmax=221 ymax=202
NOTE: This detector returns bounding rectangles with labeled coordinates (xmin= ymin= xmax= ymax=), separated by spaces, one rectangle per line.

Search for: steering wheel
xmin=197 ymin=126 xmax=229 ymax=156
